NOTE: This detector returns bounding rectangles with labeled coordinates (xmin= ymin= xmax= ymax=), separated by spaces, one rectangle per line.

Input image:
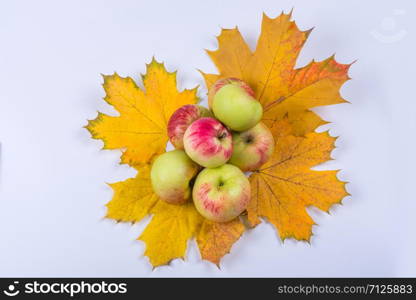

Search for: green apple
xmin=192 ymin=164 xmax=251 ymax=222
xmin=150 ymin=150 xmax=200 ymax=205
xmin=210 ymin=78 xmax=263 ymax=131
xmin=229 ymin=122 xmax=275 ymax=172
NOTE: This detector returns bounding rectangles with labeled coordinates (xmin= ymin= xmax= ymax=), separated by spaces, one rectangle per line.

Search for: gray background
xmin=0 ymin=0 xmax=414 ymax=277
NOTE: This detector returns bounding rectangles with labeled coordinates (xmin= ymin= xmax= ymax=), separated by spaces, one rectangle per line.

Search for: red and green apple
xmin=209 ymin=78 xmax=263 ymax=131
xmin=192 ymin=164 xmax=251 ymax=222
xmin=167 ymin=104 xmax=212 ymax=149
xmin=229 ymin=122 xmax=275 ymax=172
xmin=150 ymin=150 xmax=200 ymax=205
xmin=183 ymin=117 xmax=232 ymax=168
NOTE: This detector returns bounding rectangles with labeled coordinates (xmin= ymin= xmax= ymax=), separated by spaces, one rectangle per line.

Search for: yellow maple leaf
xmin=201 ymin=11 xmax=351 ymax=135
xmin=87 ymin=59 xmax=246 ymax=267
xmin=86 ymin=58 xmax=198 ymax=167
xmin=107 ymin=163 xmax=202 ymax=267
xmin=107 ymin=163 xmax=244 ymax=267
xmin=139 ymin=200 xmax=203 ymax=267
xmin=106 ymin=165 xmax=158 ymax=222
xmin=247 ymin=119 xmax=349 ymax=241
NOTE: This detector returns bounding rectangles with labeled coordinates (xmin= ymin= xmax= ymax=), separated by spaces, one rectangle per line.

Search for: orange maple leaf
xmin=197 ymin=218 xmax=245 ymax=266
xmin=248 ymin=119 xmax=349 ymax=241
xmin=202 ymin=11 xmax=350 ymax=241
xmin=201 ymin=11 xmax=352 ymax=135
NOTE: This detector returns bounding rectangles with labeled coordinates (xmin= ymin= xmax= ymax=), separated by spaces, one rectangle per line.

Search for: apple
xmin=183 ymin=117 xmax=232 ymax=168
xmin=150 ymin=150 xmax=200 ymax=205
xmin=209 ymin=78 xmax=263 ymax=131
xmin=192 ymin=164 xmax=251 ymax=222
xmin=229 ymin=122 xmax=275 ymax=172
xmin=208 ymin=78 xmax=253 ymax=108
xmin=167 ymin=104 xmax=212 ymax=149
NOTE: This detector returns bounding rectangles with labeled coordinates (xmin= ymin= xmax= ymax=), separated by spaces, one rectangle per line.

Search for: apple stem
xmin=217 ymin=132 xmax=227 ymax=140
xmin=245 ymin=135 xmax=254 ymax=144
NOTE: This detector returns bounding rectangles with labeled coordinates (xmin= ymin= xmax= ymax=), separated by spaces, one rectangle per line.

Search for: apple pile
xmin=150 ymin=78 xmax=275 ymax=223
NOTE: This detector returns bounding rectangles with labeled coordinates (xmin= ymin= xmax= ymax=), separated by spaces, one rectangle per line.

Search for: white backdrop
xmin=0 ymin=0 xmax=415 ymax=277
